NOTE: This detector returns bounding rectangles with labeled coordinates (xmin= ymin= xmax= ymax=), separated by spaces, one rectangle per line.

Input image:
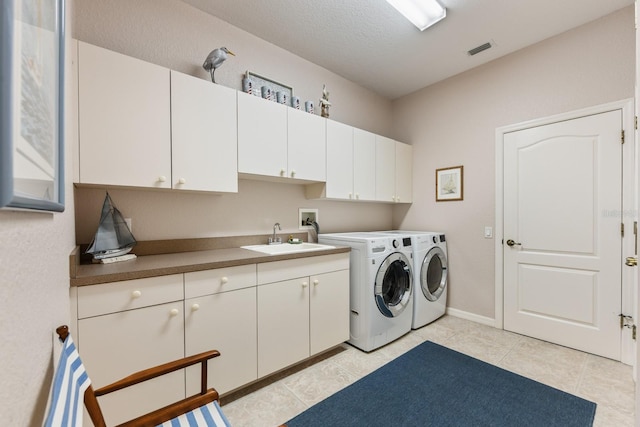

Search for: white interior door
xmin=503 ymin=110 xmax=622 ymax=360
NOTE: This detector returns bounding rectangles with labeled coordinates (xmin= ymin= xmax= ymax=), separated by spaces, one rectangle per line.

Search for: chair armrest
xmin=95 ymin=350 xmax=220 ymax=396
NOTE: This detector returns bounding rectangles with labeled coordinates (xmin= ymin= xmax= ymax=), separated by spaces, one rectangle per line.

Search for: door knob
xmin=506 ymin=239 xmax=522 ymax=247
xmin=626 ymin=256 xmax=637 ymax=267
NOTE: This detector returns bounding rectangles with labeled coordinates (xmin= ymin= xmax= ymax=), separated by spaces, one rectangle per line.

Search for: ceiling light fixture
xmin=386 ymin=0 xmax=446 ymax=31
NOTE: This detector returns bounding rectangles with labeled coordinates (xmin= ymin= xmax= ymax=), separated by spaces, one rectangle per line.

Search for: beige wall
xmin=0 ymin=4 xmax=77 ymax=425
xmin=72 ymin=0 xmax=395 ymax=243
xmin=392 ymin=6 xmax=635 ymax=319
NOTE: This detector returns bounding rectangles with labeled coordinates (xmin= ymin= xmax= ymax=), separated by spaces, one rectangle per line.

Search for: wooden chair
xmin=46 ymin=325 xmax=229 ymax=427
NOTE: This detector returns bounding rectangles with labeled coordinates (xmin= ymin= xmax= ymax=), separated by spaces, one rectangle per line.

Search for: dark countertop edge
xmin=70 ymin=246 xmax=351 ymax=287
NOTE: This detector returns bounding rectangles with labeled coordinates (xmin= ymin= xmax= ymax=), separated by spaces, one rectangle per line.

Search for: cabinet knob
xmin=313 ymin=279 xmax=319 ymax=286
xmin=392 ymin=196 xmax=396 ymax=202
xmin=158 ymin=176 xmax=167 ymax=183
xmin=302 ymin=281 xmax=308 ymax=288
xmin=131 ymin=290 xmax=142 ymax=299
xmin=348 ymin=193 xmax=352 ymax=199
xmin=177 ymin=178 xmax=186 ymax=185
xmin=280 ymin=168 xmax=286 ymax=176
xmin=169 ymin=308 xmax=179 ymax=317
xmin=396 ymin=196 xmax=400 ymax=202
xmin=191 ymin=304 xmax=200 ymax=312
xmin=355 ymin=194 xmax=360 ymax=200
xmin=290 ymin=170 xmax=296 ymax=178
xmin=221 ymin=276 xmax=228 ymax=284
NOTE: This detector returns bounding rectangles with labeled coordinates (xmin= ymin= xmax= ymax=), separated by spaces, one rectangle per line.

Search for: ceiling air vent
xmin=468 ymin=42 xmax=492 ymax=56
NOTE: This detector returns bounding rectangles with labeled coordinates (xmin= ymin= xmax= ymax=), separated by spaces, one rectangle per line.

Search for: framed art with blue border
xmin=0 ymin=0 xmax=66 ymax=212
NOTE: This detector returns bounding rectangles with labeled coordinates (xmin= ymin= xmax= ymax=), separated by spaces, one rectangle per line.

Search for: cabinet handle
xmin=221 ymin=276 xmax=228 ymax=284
xmin=280 ymin=168 xmax=286 ymax=177
xmin=355 ymin=194 xmax=360 ymax=200
xmin=158 ymin=176 xmax=167 ymax=183
xmin=290 ymin=170 xmax=296 ymax=178
xmin=349 ymin=193 xmax=352 ymax=199
xmin=177 ymin=178 xmax=186 ymax=185
xmin=191 ymin=304 xmax=200 ymax=312
xmin=396 ymin=196 xmax=400 ymax=202
xmin=313 ymin=280 xmax=319 ymax=286
xmin=302 ymin=281 xmax=308 ymax=288
xmin=169 ymin=308 xmax=179 ymax=317
xmin=131 ymin=290 xmax=142 ymax=299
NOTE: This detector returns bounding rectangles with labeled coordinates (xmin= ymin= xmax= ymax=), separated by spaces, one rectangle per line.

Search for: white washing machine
xmin=318 ymin=232 xmax=413 ymax=352
xmin=378 ymin=231 xmax=448 ymax=329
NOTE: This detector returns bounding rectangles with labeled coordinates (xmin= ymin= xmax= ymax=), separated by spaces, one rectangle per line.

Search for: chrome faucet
xmin=269 ymin=222 xmax=282 ymax=245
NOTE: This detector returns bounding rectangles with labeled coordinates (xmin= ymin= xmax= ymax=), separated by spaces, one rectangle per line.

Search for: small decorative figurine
xmin=305 ymin=101 xmax=314 ymax=114
xmin=319 ymin=84 xmax=331 ymax=118
xmin=202 ymin=47 xmax=235 ymax=83
xmin=242 ymin=71 xmax=253 ymax=94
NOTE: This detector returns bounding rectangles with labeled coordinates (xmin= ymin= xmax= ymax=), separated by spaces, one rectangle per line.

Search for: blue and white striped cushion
xmin=156 ymin=401 xmax=231 ymax=427
xmin=44 ymin=335 xmax=91 ymax=427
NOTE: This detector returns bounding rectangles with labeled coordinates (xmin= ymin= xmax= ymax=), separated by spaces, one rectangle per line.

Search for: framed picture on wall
xmin=436 ymin=165 xmax=463 ymax=202
xmin=0 ymin=0 xmax=66 ymax=212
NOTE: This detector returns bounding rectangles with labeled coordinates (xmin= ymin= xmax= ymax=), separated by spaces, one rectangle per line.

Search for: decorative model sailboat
xmin=86 ymin=192 xmax=137 ymax=261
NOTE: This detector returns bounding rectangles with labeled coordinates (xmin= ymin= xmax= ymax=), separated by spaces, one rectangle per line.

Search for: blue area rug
xmin=285 ymin=341 xmax=596 ymax=427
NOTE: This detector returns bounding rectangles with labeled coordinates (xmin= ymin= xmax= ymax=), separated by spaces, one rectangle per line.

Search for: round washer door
xmin=374 ymin=252 xmax=413 ymax=318
xmin=420 ymin=246 xmax=447 ymax=302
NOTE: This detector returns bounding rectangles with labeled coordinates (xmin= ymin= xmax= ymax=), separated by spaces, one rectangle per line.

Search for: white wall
xmin=0 ymin=4 xmax=77 ymax=425
xmin=392 ymin=6 xmax=635 ymax=319
xmin=72 ymin=0 xmax=396 ymax=243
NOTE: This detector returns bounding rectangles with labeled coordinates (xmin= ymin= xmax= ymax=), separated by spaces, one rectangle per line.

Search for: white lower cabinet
xmin=76 ymin=275 xmax=185 ymax=426
xmin=258 ymin=277 xmax=311 ymax=377
xmin=72 ymin=254 xmax=349 ymax=421
xmin=256 ymin=253 xmax=350 ymax=377
xmin=184 ymin=265 xmax=257 ymax=395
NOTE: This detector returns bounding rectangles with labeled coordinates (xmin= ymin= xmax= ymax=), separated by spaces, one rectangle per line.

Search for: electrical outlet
xmin=484 ymin=226 xmax=492 ymax=238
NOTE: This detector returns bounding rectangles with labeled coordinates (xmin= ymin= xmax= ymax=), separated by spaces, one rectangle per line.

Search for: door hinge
xmin=618 ymin=313 xmax=636 ymax=339
xmin=621 ymin=130 xmax=625 ymax=144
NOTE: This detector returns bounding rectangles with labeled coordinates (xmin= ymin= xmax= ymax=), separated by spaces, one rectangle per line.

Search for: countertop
xmin=70 ymin=240 xmax=350 ymax=287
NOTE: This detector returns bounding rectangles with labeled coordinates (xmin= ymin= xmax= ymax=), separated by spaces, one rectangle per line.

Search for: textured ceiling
xmin=181 ymin=0 xmax=634 ymax=100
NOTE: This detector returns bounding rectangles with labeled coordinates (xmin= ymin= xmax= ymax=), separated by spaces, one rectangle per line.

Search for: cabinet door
xmin=171 ymin=71 xmax=238 ymax=193
xmin=257 ymin=278 xmax=310 ymax=377
xmin=237 ymin=92 xmax=288 ymax=178
xmin=353 ymin=128 xmax=376 ymax=201
xmin=310 ymin=270 xmax=350 ymax=355
xmin=78 ymin=42 xmax=171 ymax=188
xmin=325 ymin=120 xmax=354 ymax=199
xmin=78 ymin=302 xmax=184 ymax=426
xmin=287 ymin=108 xmax=326 ymax=181
xmin=185 ymin=287 xmax=257 ymax=395
xmin=395 ymin=142 xmax=413 ymax=203
xmin=375 ymin=135 xmax=396 ymax=202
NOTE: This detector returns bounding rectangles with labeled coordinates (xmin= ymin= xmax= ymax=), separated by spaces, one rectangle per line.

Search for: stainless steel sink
xmin=241 ymin=242 xmax=335 ymax=255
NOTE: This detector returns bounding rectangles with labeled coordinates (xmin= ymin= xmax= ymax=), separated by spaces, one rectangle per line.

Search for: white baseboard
xmin=445 ymin=307 xmax=497 ymax=328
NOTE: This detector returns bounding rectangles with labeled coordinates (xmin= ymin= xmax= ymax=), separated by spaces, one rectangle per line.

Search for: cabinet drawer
xmin=184 ymin=264 xmax=256 ymax=299
xmin=257 ymin=253 xmax=349 ymax=285
xmin=77 ymin=274 xmax=184 ymax=319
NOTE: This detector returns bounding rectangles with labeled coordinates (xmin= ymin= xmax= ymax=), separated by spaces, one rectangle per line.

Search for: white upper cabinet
xmin=375 ymin=135 xmax=396 ymax=202
xmin=325 ymin=120 xmax=354 ymax=199
xmin=78 ymin=42 xmax=171 ymax=188
xmin=170 ymin=71 xmax=237 ymax=193
xmin=395 ymin=141 xmax=413 ymax=203
xmin=237 ymin=91 xmax=288 ymax=178
xmin=237 ymin=92 xmax=326 ymax=182
xmin=287 ymin=108 xmax=326 ymax=181
xmin=353 ymin=128 xmax=376 ymax=201
xmin=319 ymin=122 xmax=376 ymax=201
xmin=375 ymin=135 xmax=412 ymax=203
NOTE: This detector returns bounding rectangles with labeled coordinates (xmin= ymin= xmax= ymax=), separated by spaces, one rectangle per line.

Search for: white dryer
xmin=378 ymin=231 xmax=448 ymax=329
xmin=318 ymin=232 xmax=413 ymax=352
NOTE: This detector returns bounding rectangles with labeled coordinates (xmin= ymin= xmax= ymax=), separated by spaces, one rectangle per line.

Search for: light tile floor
xmin=221 ymin=315 xmax=635 ymax=426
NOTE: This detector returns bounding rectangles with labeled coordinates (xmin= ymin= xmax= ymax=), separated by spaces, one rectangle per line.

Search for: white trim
xmin=446 ymin=307 xmax=496 ymax=328
xmin=494 ymin=98 xmax=635 ymax=363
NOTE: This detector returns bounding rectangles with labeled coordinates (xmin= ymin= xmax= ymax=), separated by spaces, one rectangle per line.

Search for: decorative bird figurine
xmin=202 ymin=47 xmax=235 ymax=83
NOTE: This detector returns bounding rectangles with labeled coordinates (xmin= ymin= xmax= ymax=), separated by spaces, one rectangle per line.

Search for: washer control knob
xmin=392 ymin=239 xmax=399 ymax=248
